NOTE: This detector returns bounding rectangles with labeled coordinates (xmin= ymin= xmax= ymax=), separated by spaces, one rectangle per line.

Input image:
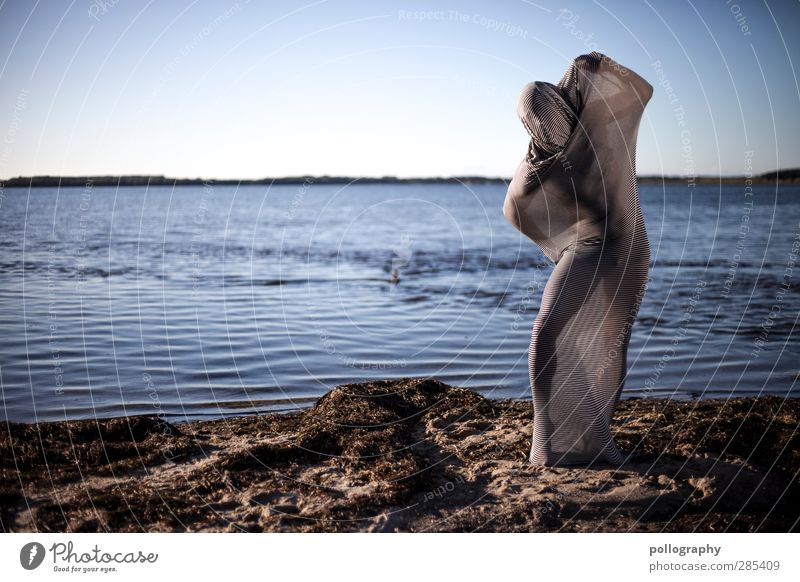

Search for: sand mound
xmin=1 ymin=378 xmax=798 ymax=532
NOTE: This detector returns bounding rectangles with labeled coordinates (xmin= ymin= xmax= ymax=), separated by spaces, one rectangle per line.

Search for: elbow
xmin=639 ymin=79 xmax=654 ymax=105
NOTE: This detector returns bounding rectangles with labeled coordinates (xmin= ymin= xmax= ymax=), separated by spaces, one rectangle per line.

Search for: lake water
xmin=1 ymin=182 xmax=798 ymax=423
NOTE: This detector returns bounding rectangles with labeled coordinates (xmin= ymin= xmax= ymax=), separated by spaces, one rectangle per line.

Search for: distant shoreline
xmin=1 ymin=169 xmax=799 ymax=188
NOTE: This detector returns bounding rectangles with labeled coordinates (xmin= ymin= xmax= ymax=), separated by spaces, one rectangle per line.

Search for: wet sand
xmin=2 ymin=377 xmax=798 ymax=532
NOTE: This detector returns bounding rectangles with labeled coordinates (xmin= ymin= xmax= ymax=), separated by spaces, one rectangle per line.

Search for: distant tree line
xmin=2 ymin=169 xmax=798 ymax=188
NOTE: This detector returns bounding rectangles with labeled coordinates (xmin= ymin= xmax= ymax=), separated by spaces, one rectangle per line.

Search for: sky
xmin=0 ymin=0 xmax=798 ymax=179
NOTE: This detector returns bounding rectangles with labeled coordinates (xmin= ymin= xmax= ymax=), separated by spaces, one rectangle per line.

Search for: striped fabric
xmin=517 ymin=81 xmax=577 ymax=161
xmin=503 ymin=52 xmax=654 ymax=466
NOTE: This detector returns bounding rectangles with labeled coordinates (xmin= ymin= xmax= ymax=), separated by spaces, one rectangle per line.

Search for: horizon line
xmin=2 ymin=167 xmax=799 ymax=187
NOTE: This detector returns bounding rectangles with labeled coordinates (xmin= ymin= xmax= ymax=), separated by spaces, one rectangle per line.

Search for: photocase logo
xmin=20 ymin=542 xmax=46 ymax=570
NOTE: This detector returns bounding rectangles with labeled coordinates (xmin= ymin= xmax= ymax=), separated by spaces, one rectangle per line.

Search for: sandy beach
xmin=2 ymin=377 xmax=798 ymax=533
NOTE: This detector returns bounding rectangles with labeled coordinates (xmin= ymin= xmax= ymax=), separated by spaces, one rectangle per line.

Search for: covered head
xmin=516 ymin=80 xmax=578 ymax=161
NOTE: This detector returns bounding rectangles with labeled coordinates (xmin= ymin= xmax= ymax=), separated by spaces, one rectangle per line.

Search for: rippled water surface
xmin=1 ymin=182 xmax=798 ymax=422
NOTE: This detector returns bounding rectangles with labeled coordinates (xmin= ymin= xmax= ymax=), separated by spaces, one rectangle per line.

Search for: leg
xmin=528 ymin=250 xmax=595 ymax=466
xmin=528 ymin=244 xmax=636 ymax=466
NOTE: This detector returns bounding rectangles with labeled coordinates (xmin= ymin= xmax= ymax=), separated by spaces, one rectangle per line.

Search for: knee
xmin=503 ymin=194 xmax=520 ymax=229
xmin=530 ymin=320 xmax=560 ymax=351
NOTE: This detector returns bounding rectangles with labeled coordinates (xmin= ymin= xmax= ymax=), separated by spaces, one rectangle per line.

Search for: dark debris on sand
xmin=1 ymin=377 xmax=798 ymax=532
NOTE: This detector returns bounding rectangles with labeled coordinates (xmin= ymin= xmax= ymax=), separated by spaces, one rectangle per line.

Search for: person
xmin=503 ymin=52 xmax=653 ymax=466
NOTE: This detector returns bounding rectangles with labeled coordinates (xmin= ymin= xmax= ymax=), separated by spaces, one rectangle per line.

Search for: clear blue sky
xmin=1 ymin=0 xmax=798 ymax=179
